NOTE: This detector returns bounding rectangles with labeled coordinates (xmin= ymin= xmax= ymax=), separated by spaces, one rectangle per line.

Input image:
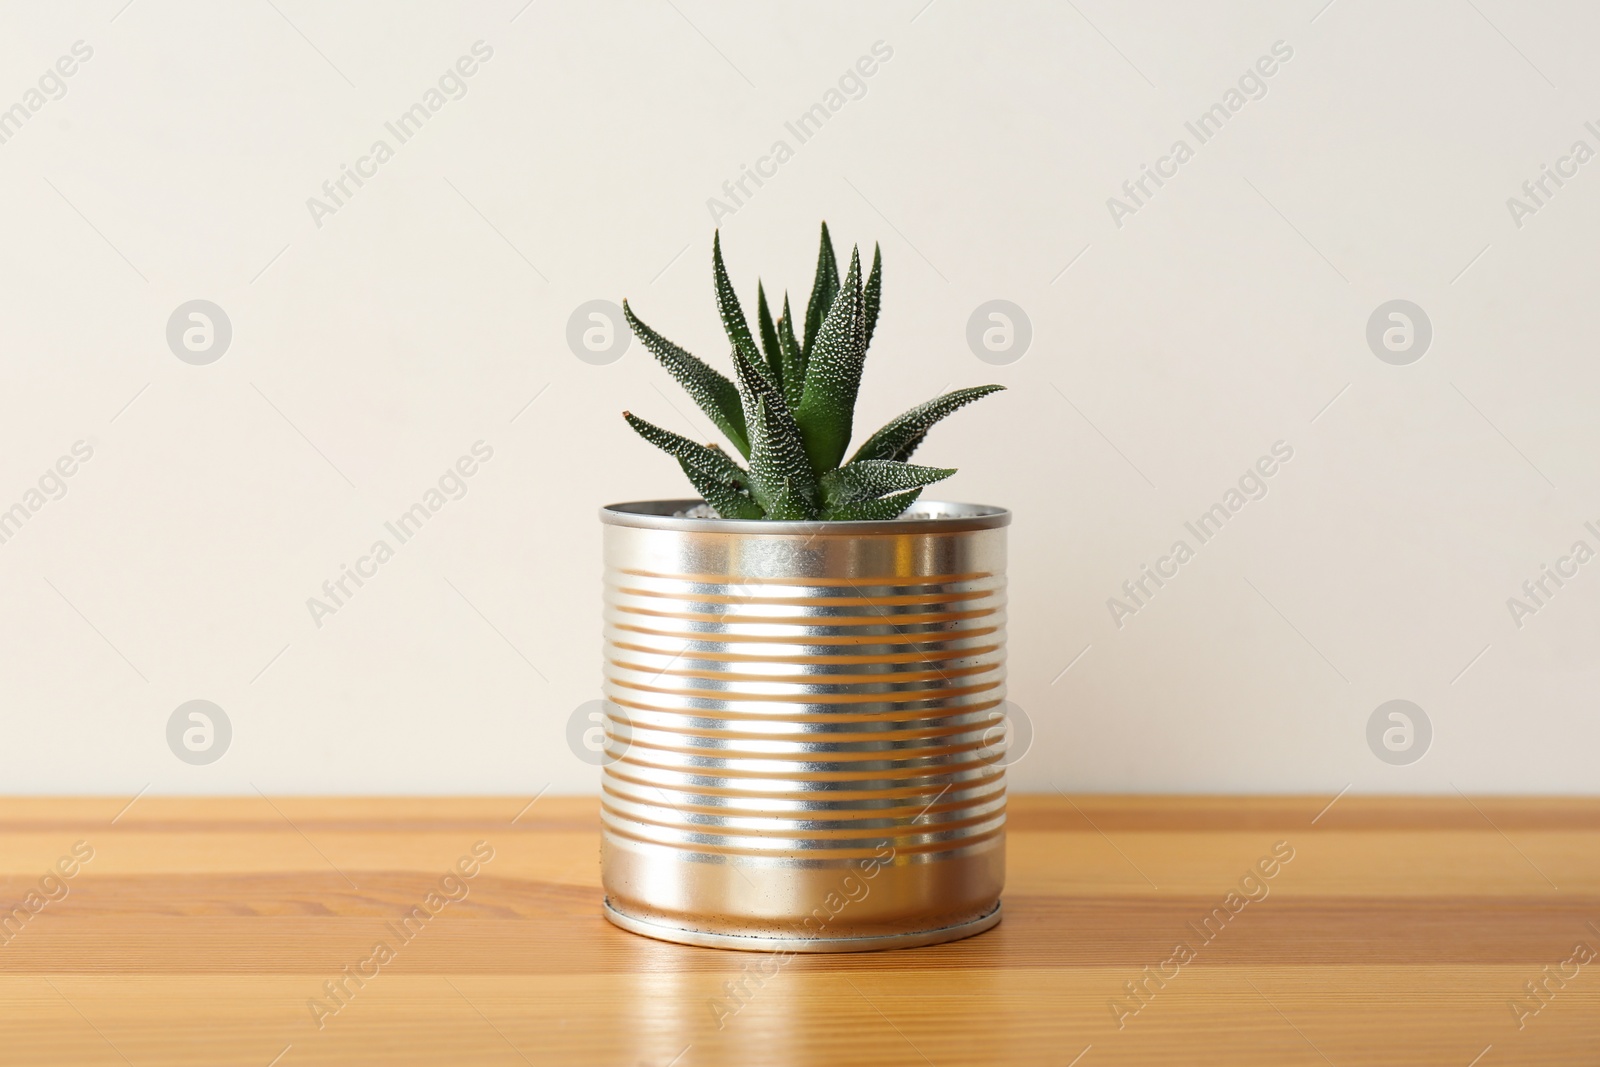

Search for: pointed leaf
xmin=681 ymin=461 xmax=764 ymax=519
xmin=777 ymin=293 xmax=805 ymax=409
xmin=862 ymin=244 xmax=883 ymax=350
xmin=622 ymin=412 xmax=750 ymax=489
xmin=729 ymin=343 xmax=785 ymax=429
xmin=622 ymin=299 xmax=749 ymax=456
xmin=823 ymin=487 xmax=923 ymax=521
xmin=849 ymin=385 xmax=1005 ymax=464
xmin=802 ymin=221 xmax=839 ymax=359
xmin=820 ymin=459 xmax=954 ymax=509
xmin=749 ymin=395 xmax=823 ymax=519
xmin=794 ymin=246 xmax=865 ymax=473
xmin=624 ymin=411 xmax=760 ymax=518
xmin=733 ymin=350 xmax=819 ymax=520
xmin=755 ymin=281 xmax=784 ymax=387
xmin=712 ymin=231 xmax=768 ymax=383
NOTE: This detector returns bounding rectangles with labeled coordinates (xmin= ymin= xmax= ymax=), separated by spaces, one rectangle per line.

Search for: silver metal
xmin=602 ymin=899 xmax=1002 ymax=953
xmin=598 ymin=500 xmax=1009 ymax=951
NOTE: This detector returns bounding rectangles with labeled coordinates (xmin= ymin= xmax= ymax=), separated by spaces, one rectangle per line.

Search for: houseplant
xmin=600 ymin=223 xmax=1009 ymax=951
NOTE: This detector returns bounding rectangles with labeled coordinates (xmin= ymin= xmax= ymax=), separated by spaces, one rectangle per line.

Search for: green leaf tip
xmin=711 ymin=231 xmax=768 ymax=387
xmin=863 ymin=244 xmax=882 ymax=351
xmin=802 ymin=221 xmax=839 ymax=361
xmin=755 ymin=281 xmax=784 ymax=387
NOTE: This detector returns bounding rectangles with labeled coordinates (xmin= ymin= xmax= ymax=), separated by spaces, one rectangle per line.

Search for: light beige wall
xmin=1 ymin=0 xmax=1594 ymax=793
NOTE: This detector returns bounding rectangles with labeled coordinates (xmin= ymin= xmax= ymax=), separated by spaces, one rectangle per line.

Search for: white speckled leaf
xmin=823 ymin=487 xmax=922 ymax=521
xmin=776 ymin=293 xmax=805 ymax=410
xmin=680 ymin=461 xmax=763 ymax=519
xmin=623 ymin=412 xmax=749 ymax=488
xmin=850 ymin=385 xmax=1005 ymax=464
xmin=712 ymin=231 xmax=770 ymax=386
xmin=734 ymin=350 xmax=819 ymax=519
xmin=802 ymin=222 xmax=839 ymax=359
xmin=794 ymin=246 xmax=865 ymax=473
xmin=755 ymin=282 xmax=785 ymax=388
xmin=622 ymin=299 xmax=749 ymax=457
xmin=862 ymin=244 xmax=882 ymax=351
xmin=623 ymin=411 xmax=760 ymax=518
xmin=820 ymin=459 xmax=954 ymax=510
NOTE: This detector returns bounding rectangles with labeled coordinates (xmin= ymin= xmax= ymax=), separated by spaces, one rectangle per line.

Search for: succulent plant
xmin=621 ymin=223 xmax=1003 ymax=520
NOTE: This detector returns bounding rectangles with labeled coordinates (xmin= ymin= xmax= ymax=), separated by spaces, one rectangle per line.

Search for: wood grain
xmin=1 ymin=795 xmax=1597 ymax=1066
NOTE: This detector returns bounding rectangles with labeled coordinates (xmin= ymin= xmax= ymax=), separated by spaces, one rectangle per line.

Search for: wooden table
xmin=1 ymin=795 xmax=1596 ymax=1066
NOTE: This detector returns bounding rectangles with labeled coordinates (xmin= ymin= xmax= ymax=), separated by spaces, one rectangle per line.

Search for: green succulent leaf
xmin=622 ymin=411 xmax=750 ymax=489
xmin=622 ymin=299 xmax=750 ymax=457
xmin=794 ymin=246 xmax=866 ymax=474
xmin=802 ymin=221 xmax=840 ymax=360
xmin=749 ymin=396 xmax=822 ymax=519
xmin=776 ymin=294 xmax=805 ymax=410
xmin=755 ymin=281 xmax=784 ymax=389
xmin=680 ymin=461 xmax=764 ymax=519
xmin=820 ymin=459 xmax=954 ymax=509
xmin=862 ymin=244 xmax=882 ymax=351
xmin=712 ymin=231 xmax=768 ymax=385
xmin=823 ymin=487 xmax=923 ymax=521
xmin=623 ymin=411 xmax=760 ymax=518
xmin=849 ymin=384 xmax=1006 ymax=464
xmin=733 ymin=350 xmax=819 ymax=520
xmin=730 ymin=343 xmax=785 ymax=429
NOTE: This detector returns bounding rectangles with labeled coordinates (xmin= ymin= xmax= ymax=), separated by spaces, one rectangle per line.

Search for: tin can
xmin=598 ymin=500 xmax=1008 ymax=951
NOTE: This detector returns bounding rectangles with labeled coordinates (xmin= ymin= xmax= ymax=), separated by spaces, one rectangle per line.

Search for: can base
xmin=602 ymin=898 xmax=1002 ymax=953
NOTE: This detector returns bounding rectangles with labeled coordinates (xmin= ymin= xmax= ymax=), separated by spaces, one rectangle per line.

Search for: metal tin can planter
xmin=598 ymin=499 xmax=1009 ymax=952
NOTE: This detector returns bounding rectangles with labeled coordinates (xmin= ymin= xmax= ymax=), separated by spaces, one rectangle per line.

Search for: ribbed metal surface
xmin=597 ymin=500 xmax=1008 ymax=948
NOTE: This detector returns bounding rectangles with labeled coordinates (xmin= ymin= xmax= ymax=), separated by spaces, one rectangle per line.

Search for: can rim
xmin=602 ymin=897 xmax=1002 ymax=952
xmin=599 ymin=499 xmax=1011 ymax=534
